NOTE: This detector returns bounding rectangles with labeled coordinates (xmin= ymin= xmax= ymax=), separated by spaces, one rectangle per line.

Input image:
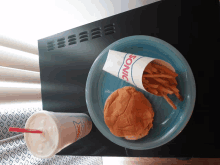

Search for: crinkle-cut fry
xmin=143 ymin=74 xmax=174 ymax=79
xmin=158 ymin=85 xmax=174 ymax=95
xmin=174 ymin=92 xmax=184 ymax=101
xmin=151 ymin=62 xmax=178 ymax=77
xmin=163 ymin=94 xmax=177 ymax=110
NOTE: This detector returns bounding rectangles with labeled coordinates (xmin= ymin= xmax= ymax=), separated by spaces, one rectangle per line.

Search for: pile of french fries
xmin=142 ymin=61 xmax=183 ymax=110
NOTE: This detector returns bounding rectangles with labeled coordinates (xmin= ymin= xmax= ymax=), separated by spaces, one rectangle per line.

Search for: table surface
xmin=38 ymin=0 xmax=220 ymax=157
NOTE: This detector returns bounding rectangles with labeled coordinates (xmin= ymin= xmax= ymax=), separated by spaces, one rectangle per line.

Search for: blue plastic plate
xmin=85 ymin=35 xmax=196 ymax=150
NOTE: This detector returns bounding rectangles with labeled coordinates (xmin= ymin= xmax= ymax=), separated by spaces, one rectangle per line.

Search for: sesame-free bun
xmin=104 ymin=86 xmax=154 ymax=140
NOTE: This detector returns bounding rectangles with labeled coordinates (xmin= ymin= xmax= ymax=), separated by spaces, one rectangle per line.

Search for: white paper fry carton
xmin=103 ymin=50 xmax=175 ymax=95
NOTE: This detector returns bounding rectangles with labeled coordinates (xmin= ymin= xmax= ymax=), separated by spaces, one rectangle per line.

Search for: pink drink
xmin=24 ymin=111 xmax=92 ymax=158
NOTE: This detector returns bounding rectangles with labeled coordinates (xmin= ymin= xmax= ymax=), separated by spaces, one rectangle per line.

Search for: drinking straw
xmin=9 ymin=127 xmax=43 ymax=134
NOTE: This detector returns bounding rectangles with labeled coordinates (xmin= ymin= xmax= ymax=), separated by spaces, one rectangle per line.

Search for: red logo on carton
xmin=73 ymin=120 xmax=85 ymax=141
xmin=122 ymin=54 xmax=137 ymax=81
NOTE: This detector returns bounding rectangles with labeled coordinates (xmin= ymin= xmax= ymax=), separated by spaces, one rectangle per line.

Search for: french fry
xmin=144 ymin=68 xmax=152 ymax=74
xmin=142 ymin=79 xmax=149 ymax=84
xmin=159 ymin=69 xmax=165 ymax=74
xmin=151 ymin=67 xmax=158 ymax=73
xmin=150 ymin=77 xmax=174 ymax=94
xmin=146 ymin=76 xmax=172 ymax=89
xmin=147 ymin=63 xmax=153 ymax=68
xmin=160 ymin=77 xmax=169 ymax=81
xmin=156 ymin=79 xmax=178 ymax=94
xmin=167 ymin=79 xmax=175 ymax=85
xmin=151 ymin=62 xmax=178 ymax=77
xmin=157 ymin=91 xmax=162 ymax=96
xmin=143 ymin=85 xmax=148 ymax=90
xmin=143 ymin=80 xmax=159 ymax=95
xmin=154 ymin=78 xmax=170 ymax=84
xmin=145 ymin=87 xmax=158 ymax=95
xmin=147 ymin=63 xmax=158 ymax=73
xmin=144 ymin=77 xmax=162 ymax=86
xmin=143 ymin=74 xmax=174 ymax=79
xmin=143 ymin=82 xmax=149 ymax=88
xmin=158 ymin=85 xmax=174 ymax=95
xmin=169 ymin=85 xmax=179 ymax=93
xmin=163 ymin=94 xmax=177 ymax=110
xmin=143 ymin=82 xmax=151 ymax=88
xmin=169 ymin=78 xmax=177 ymax=85
xmin=147 ymin=84 xmax=159 ymax=88
xmin=143 ymin=63 xmax=183 ymax=102
xmin=174 ymin=92 xmax=184 ymax=101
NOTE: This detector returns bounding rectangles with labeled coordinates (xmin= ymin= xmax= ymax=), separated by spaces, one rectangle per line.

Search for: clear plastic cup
xmin=24 ymin=110 xmax=92 ymax=158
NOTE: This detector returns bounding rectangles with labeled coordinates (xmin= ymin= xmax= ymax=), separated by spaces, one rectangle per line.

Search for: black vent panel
xmin=79 ymin=31 xmax=88 ymax=42
xmin=91 ymin=27 xmax=102 ymax=39
xmin=47 ymin=24 xmax=115 ymax=50
xmin=104 ymin=23 xmax=115 ymax=35
xmin=57 ymin=37 xmax=66 ymax=48
xmin=47 ymin=41 xmax=55 ymax=51
xmin=68 ymin=34 xmax=77 ymax=45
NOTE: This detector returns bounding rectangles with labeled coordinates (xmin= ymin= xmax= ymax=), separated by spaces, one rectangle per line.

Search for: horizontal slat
xmin=0 ymin=66 xmax=40 ymax=84
xmin=0 ymin=101 xmax=42 ymax=110
xmin=0 ymin=86 xmax=41 ymax=104
xmin=0 ymin=45 xmax=39 ymax=72
xmin=0 ymin=34 xmax=38 ymax=55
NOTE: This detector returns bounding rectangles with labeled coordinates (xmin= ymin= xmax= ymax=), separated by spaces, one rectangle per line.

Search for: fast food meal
xmin=142 ymin=61 xmax=183 ymax=110
xmin=104 ymin=86 xmax=154 ymax=140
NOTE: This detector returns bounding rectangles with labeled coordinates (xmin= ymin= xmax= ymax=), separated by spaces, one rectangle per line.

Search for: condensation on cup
xmin=24 ymin=110 xmax=92 ymax=159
